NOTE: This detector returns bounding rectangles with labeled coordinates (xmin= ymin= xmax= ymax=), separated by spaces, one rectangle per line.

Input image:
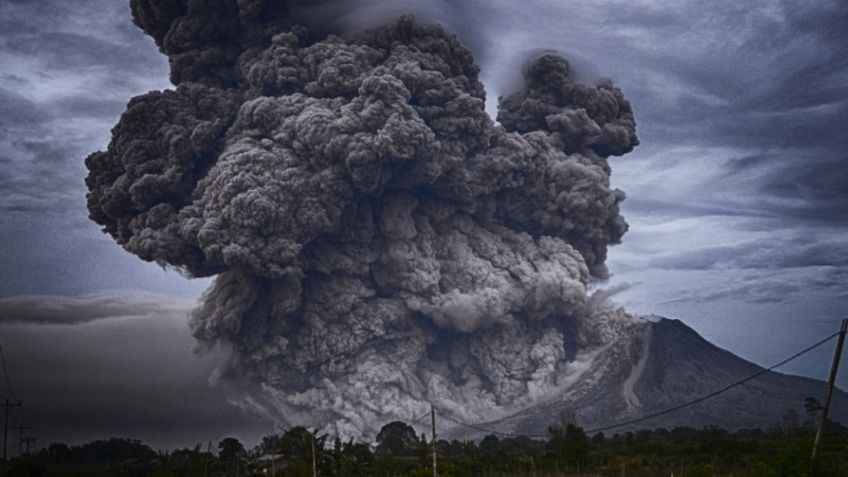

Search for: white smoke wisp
xmin=85 ymin=0 xmax=639 ymax=440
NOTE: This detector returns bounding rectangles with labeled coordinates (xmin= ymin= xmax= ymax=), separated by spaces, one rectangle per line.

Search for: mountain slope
xmin=447 ymin=318 xmax=848 ymax=439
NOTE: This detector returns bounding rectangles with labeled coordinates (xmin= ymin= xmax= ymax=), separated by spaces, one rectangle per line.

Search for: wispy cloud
xmin=0 ymin=291 xmax=194 ymax=325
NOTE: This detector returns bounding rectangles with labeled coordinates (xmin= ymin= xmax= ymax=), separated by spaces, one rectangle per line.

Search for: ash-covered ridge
xmin=86 ymin=0 xmax=638 ymax=439
xmin=447 ymin=318 xmax=848 ymax=439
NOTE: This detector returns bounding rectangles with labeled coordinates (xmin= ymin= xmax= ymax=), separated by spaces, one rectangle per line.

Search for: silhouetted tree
xmin=591 ymin=432 xmax=606 ymax=446
xmin=68 ymin=437 xmax=156 ymax=465
xmin=47 ymin=442 xmax=70 ymax=464
xmin=267 ymin=426 xmax=328 ymax=476
xmin=218 ymin=436 xmax=245 ymax=461
xmin=331 ymin=437 xmax=373 ymax=476
xmin=548 ymin=418 xmax=590 ymax=466
xmin=480 ymin=434 xmax=500 ymax=455
xmin=804 ymin=396 xmax=824 ymax=428
xmin=375 ymin=421 xmax=419 ymax=457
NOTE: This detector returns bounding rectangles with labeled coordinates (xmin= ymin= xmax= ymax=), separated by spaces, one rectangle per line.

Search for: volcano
xmin=446 ymin=317 xmax=848 ymax=438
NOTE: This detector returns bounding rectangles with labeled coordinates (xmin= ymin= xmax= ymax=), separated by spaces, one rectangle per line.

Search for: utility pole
xmin=269 ymin=422 xmax=277 ymax=477
xmin=202 ymin=440 xmax=211 ymax=477
xmin=812 ymin=318 xmax=848 ymax=462
xmin=271 ymin=438 xmax=276 ymax=477
xmin=11 ymin=425 xmax=30 ymax=455
xmin=1 ymin=398 xmax=21 ymax=477
xmin=431 ymin=404 xmax=437 ymax=477
xmin=310 ymin=430 xmax=317 ymax=477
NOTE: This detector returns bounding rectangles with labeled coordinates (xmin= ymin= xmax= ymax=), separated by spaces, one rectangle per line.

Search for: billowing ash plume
xmin=85 ymin=0 xmax=639 ymax=438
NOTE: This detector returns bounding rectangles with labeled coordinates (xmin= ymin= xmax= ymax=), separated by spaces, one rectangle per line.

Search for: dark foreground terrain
xmin=8 ymin=415 xmax=848 ymax=477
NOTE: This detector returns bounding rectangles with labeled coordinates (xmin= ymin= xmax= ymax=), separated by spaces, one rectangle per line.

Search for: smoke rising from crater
xmin=85 ymin=0 xmax=638 ymax=438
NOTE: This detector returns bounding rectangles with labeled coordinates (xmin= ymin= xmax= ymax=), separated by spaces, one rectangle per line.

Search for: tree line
xmin=7 ymin=398 xmax=848 ymax=477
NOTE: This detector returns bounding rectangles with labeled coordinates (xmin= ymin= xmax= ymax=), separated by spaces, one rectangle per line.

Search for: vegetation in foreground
xmin=8 ymin=402 xmax=848 ymax=477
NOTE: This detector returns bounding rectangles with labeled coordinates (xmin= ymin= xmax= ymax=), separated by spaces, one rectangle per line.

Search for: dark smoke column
xmin=85 ymin=0 xmax=638 ymax=438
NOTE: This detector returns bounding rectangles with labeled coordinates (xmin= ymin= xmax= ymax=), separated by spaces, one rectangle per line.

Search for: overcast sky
xmin=1 ymin=0 xmax=847 ymax=451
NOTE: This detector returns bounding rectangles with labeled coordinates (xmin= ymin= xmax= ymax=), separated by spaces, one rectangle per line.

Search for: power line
xmin=435 ymin=330 xmax=841 ymax=439
xmin=410 ymin=411 xmax=431 ymax=425
xmin=437 ymin=410 xmax=547 ymax=439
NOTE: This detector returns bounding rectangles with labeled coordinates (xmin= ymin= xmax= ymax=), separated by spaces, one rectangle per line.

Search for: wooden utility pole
xmin=431 ymin=404 xmax=438 ymax=477
xmin=311 ymin=430 xmax=317 ymax=477
xmin=202 ymin=440 xmax=211 ymax=477
xmin=812 ymin=318 xmax=848 ymax=462
xmin=1 ymin=398 xmax=21 ymax=477
xmin=271 ymin=439 xmax=276 ymax=477
xmin=269 ymin=423 xmax=277 ymax=477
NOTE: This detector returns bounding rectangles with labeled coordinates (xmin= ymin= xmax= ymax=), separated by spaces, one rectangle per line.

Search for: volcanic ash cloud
xmin=85 ymin=1 xmax=639 ymax=439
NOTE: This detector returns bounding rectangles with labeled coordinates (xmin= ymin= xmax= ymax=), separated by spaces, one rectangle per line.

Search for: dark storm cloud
xmin=0 ymin=0 xmax=177 ymax=298
xmin=0 ymin=0 xmax=169 ymax=217
xmin=624 ymin=2 xmax=848 ymax=227
xmin=602 ymin=1 xmax=848 ymax=313
xmin=626 ymin=1 xmax=848 ymax=137
xmin=0 ymin=0 xmax=167 ymax=91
